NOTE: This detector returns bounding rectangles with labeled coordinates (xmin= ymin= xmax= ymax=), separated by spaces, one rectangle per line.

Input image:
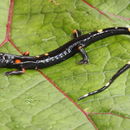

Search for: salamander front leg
xmin=23 ymin=51 xmax=30 ymax=56
xmin=5 ymin=68 xmax=26 ymax=76
xmin=78 ymin=61 xmax=130 ymax=100
xmin=78 ymin=46 xmax=89 ymax=64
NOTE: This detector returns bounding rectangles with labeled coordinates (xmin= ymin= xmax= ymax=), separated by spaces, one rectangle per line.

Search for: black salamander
xmin=0 ymin=27 xmax=130 ymax=100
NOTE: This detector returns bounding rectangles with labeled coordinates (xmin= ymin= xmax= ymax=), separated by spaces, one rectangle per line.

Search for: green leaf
xmin=0 ymin=0 xmax=95 ymax=130
xmin=0 ymin=0 xmax=9 ymax=43
xmin=0 ymin=0 xmax=130 ymax=129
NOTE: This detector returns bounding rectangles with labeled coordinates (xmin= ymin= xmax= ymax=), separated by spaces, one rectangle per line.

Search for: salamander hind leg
xmin=72 ymin=29 xmax=82 ymax=38
xmin=77 ymin=45 xmax=89 ymax=64
xmin=72 ymin=29 xmax=89 ymax=64
xmin=5 ymin=68 xmax=26 ymax=76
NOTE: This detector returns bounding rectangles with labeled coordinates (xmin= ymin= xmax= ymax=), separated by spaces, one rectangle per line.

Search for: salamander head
xmin=0 ymin=53 xmax=7 ymax=67
xmin=0 ymin=53 xmax=13 ymax=67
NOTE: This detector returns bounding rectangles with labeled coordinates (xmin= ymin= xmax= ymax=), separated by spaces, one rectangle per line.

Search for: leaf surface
xmin=0 ymin=0 xmax=130 ymax=129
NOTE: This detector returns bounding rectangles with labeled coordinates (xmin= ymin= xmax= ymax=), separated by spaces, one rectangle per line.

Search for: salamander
xmin=0 ymin=27 xmax=130 ymax=76
xmin=0 ymin=27 xmax=130 ymax=100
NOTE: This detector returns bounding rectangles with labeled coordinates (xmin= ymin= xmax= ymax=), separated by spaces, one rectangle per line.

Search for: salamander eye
xmin=0 ymin=53 xmax=4 ymax=59
xmin=4 ymin=56 xmax=8 ymax=59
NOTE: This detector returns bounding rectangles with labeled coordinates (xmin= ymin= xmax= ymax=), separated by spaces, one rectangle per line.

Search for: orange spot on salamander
xmin=15 ymin=59 xmax=21 ymax=63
